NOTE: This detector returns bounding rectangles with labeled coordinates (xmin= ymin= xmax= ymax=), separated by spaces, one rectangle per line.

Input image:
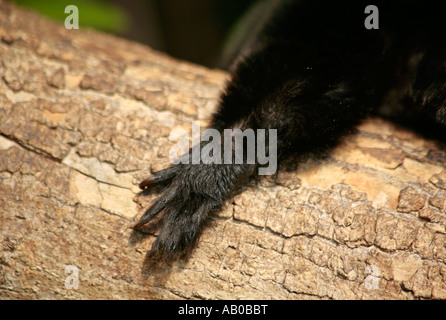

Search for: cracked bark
xmin=1 ymin=2 xmax=446 ymax=300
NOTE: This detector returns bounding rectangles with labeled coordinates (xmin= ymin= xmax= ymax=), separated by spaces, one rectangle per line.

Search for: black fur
xmin=134 ymin=0 xmax=446 ymax=258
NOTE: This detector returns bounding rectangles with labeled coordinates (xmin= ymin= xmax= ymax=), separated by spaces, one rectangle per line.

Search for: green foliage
xmin=11 ymin=0 xmax=129 ymax=34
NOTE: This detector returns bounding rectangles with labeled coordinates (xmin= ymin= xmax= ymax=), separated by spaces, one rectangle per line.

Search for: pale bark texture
xmin=1 ymin=2 xmax=446 ymax=300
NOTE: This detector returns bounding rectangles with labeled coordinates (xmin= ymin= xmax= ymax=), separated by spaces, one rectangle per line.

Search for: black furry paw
xmin=133 ymin=162 xmax=254 ymax=258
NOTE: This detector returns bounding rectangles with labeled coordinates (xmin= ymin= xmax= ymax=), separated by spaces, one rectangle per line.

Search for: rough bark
xmin=1 ymin=2 xmax=445 ymax=300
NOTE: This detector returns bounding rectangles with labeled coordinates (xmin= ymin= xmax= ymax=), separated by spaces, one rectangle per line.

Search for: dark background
xmin=11 ymin=0 xmax=260 ymax=68
xmin=114 ymin=0 xmax=258 ymax=67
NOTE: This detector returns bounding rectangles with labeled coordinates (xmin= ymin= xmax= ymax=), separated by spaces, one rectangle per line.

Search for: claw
xmin=139 ymin=166 xmax=178 ymax=190
xmin=133 ymin=185 xmax=177 ymax=230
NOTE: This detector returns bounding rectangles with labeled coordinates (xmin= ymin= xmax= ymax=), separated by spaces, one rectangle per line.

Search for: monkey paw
xmin=133 ymin=163 xmax=253 ymax=258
